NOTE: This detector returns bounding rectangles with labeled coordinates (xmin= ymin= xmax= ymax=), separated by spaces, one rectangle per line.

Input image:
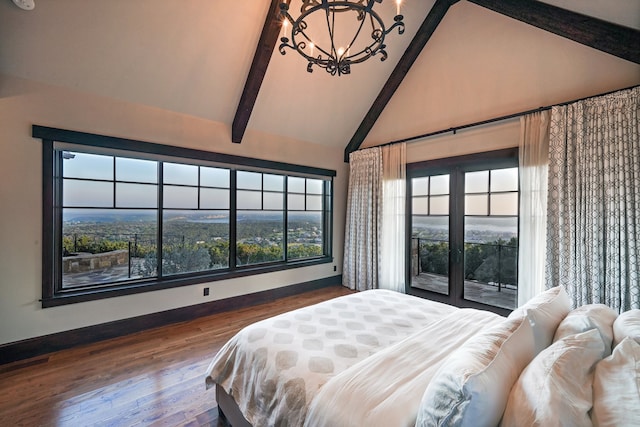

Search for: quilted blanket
xmin=205 ymin=289 xmax=495 ymax=426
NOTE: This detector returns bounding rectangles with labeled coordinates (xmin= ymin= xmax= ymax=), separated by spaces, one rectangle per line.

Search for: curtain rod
xmin=378 ymin=84 xmax=639 ymax=148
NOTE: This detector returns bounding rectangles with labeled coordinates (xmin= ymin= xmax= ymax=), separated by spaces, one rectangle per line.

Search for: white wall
xmin=364 ymin=1 xmax=640 ymax=148
xmin=405 ymin=119 xmax=520 ymax=163
xmin=0 ymin=74 xmax=348 ymax=345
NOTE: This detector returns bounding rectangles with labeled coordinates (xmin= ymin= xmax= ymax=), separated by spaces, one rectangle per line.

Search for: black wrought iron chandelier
xmin=279 ymin=0 xmax=405 ymax=76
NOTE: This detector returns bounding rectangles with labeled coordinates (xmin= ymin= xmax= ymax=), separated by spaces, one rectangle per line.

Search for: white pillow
xmin=416 ymin=314 xmax=535 ymax=427
xmin=592 ymin=337 xmax=640 ymax=427
xmin=612 ymin=309 xmax=640 ymax=348
xmin=501 ymin=329 xmax=605 ymax=427
xmin=510 ymin=286 xmax=571 ymax=355
xmin=554 ymin=304 xmax=617 ymax=356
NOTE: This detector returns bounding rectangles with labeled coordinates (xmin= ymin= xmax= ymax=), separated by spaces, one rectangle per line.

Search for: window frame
xmin=406 ymin=148 xmax=519 ymax=316
xmin=36 ymin=125 xmax=335 ymax=308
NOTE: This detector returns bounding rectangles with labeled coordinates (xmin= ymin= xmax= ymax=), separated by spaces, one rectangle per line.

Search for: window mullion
xmin=284 ymin=176 xmax=289 ymax=261
xmin=450 ymin=168 xmax=465 ymax=306
xmin=157 ymin=162 xmax=164 ymax=278
xmin=324 ymin=179 xmax=332 ymax=258
xmin=197 ymin=166 xmax=201 ymax=210
xmin=229 ymin=170 xmax=237 ymax=270
xmin=112 ymin=157 xmax=116 ymax=209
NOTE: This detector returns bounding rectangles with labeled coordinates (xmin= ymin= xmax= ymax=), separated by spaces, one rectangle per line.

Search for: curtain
xmin=546 ymin=86 xmax=640 ymax=312
xmin=517 ymin=111 xmax=551 ymax=306
xmin=343 ymin=147 xmax=382 ymax=291
xmin=380 ymin=143 xmax=407 ymax=293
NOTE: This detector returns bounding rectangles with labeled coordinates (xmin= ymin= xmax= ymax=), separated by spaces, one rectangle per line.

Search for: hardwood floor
xmin=0 ymin=285 xmax=353 ymax=426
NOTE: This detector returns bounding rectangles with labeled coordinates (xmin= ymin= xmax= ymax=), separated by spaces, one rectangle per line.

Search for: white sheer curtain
xmin=517 ymin=111 xmax=551 ymax=306
xmin=380 ymin=143 xmax=407 ymax=293
xmin=546 ymin=86 xmax=640 ymax=312
xmin=343 ymin=147 xmax=382 ymax=291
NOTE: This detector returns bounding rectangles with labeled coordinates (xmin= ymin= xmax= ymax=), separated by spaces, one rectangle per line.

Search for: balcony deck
xmin=411 ymin=272 xmax=517 ymax=310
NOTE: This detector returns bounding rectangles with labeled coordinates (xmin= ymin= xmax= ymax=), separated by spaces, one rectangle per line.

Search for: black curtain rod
xmin=379 ymin=84 xmax=639 ymax=148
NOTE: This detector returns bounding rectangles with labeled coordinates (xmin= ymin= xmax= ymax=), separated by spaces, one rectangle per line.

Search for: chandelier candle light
xmin=279 ymin=0 xmax=405 ymax=76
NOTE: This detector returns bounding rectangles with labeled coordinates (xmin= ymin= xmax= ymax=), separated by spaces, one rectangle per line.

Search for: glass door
xmin=407 ymin=151 xmax=519 ymax=314
xmin=410 ymin=174 xmax=450 ymax=296
xmin=463 ymin=167 xmax=519 ymax=310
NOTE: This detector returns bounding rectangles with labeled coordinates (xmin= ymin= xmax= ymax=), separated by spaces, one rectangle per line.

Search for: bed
xmin=205 ymin=287 xmax=640 ymax=427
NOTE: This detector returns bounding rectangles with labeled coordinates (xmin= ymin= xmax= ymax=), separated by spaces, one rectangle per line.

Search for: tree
xmin=139 ymin=244 xmax=210 ymax=275
xmin=420 ymin=241 xmax=449 ymax=275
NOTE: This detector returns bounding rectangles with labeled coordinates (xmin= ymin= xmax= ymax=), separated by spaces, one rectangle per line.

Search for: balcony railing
xmin=411 ymin=237 xmax=517 ymax=292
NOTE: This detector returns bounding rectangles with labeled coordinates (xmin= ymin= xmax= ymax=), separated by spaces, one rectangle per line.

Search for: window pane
xmin=412 ymin=177 xmax=429 ymax=196
xmin=237 ymin=190 xmax=262 ymax=210
xmin=116 ymin=183 xmax=158 ymax=208
xmin=62 ymin=152 xmax=113 ymax=180
xmin=430 ymin=175 xmax=449 ymax=195
xmin=288 ymin=194 xmax=305 ymax=210
xmin=263 ymin=174 xmax=284 ymax=192
xmin=464 ymin=216 xmax=517 ymax=310
xmin=116 ymin=158 xmax=157 ymax=183
xmin=412 ymin=197 xmax=429 ymax=215
xmin=491 ymin=168 xmax=518 ymax=192
xmin=163 ymin=185 xmax=198 ymax=209
xmin=237 ymin=211 xmax=284 ymax=265
xmin=237 ymin=171 xmax=262 ymax=190
xmin=288 ymin=176 xmax=305 ymax=193
xmin=162 ymin=210 xmax=229 ymax=275
xmin=430 ymin=195 xmax=449 ymax=215
xmin=465 ymin=171 xmax=488 ymax=193
xmin=491 ymin=193 xmax=518 ymax=216
xmin=200 ymin=167 xmax=229 ymax=188
xmin=263 ymin=192 xmax=283 ymax=210
xmin=63 ymin=180 xmax=113 ymax=207
xmin=163 ymin=162 xmax=198 ymax=185
xmin=288 ymin=211 xmax=323 ymax=259
xmin=62 ymin=208 xmax=158 ymax=288
xmin=411 ymin=215 xmax=449 ymax=295
xmin=200 ymin=188 xmax=229 ymax=209
xmin=50 ymin=141 xmax=332 ymax=302
xmin=465 ymin=194 xmax=488 ymax=215
xmin=307 ymin=179 xmax=324 ymax=194
xmin=306 ymin=195 xmax=322 ymax=211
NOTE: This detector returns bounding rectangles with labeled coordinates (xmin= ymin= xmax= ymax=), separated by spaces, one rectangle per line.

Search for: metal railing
xmin=412 ymin=237 xmax=517 ymax=292
xmin=64 ymin=233 xmax=159 ymax=279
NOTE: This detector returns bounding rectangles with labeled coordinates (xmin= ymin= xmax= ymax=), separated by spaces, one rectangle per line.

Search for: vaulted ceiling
xmin=1 ymin=0 xmax=639 ymax=159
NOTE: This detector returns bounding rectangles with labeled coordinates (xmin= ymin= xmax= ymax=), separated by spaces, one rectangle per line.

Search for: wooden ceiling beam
xmin=467 ymin=0 xmax=640 ymax=65
xmin=344 ymin=0 xmax=460 ymax=162
xmin=231 ymin=0 xmax=284 ymax=143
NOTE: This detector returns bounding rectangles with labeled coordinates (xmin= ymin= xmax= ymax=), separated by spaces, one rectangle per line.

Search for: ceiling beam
xmin=231 ymin=0 xmax=284 ymax=143
xmin=344 ymin=0 xmax=460 ymax=162
xmin=467 ymin=0 xmax=640 ymax=65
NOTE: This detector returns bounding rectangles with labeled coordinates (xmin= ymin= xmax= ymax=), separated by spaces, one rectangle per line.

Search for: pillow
xmin=591 ymin=337 xmax=640 ymax=427
xmin=415 ymin=314 xmax=535 ymax=427
xmin=509 ymin=286 xmax=571 ymax=355
xmin=501 ymin=329 xmax=605 ymax=427
xmin=554 ymin=304 xmax=617 ymax=356
xmin=612 ymin=309 xmax=640 ymax=347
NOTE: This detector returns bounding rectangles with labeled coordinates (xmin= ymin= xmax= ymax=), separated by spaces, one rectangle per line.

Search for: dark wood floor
xmin=0 ymin=285 xmax=353 ymax=426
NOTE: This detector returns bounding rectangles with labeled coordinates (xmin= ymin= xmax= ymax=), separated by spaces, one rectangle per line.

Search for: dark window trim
xmin=406 ymin=148 xmax=519 ymax=316
xmin=407 ymin=147 xmax=518 ymax=174
xmin=33 ymin=125 xmax=336 ymax=178
xmin=35 ymin=126 xmax=335 ymax=308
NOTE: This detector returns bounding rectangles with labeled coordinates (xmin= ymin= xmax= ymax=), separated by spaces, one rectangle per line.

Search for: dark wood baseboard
xmin=0 ymin=275 xmax=342 ymax=366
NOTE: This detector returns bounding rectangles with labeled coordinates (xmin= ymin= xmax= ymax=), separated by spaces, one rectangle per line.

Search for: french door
xmin=406 ymin=150 xmax=519 ymax=315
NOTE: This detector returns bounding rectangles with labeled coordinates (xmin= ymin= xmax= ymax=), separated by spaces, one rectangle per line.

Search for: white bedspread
xmin=205 ymin=289 xmax=497 ymax=426
xmin=304 ymin=308 xmax=503 ymax=427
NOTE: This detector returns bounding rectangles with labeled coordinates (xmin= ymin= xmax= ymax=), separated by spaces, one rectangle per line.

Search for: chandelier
xmin=278 ymin=0 xmax=405 ymax=76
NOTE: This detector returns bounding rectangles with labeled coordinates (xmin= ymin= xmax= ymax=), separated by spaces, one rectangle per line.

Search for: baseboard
xmin=0 ymin=275 xmax=342 ymax=366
